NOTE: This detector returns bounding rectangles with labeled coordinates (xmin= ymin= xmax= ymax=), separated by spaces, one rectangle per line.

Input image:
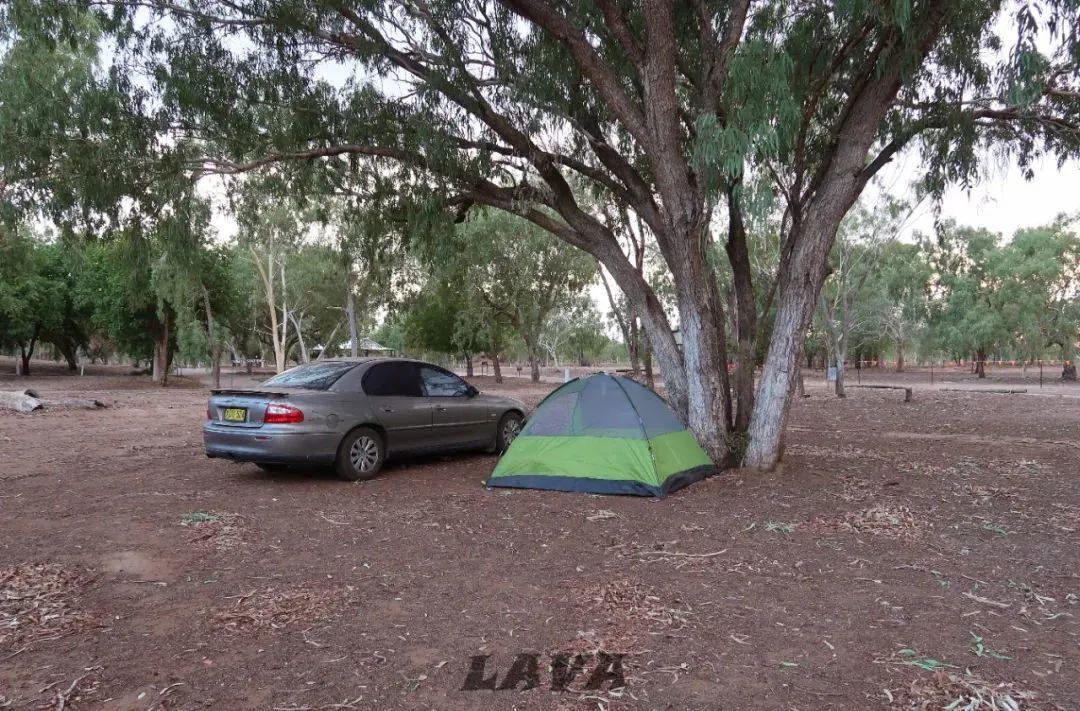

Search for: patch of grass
xmin=969 ymin=633 xmax=1012 ymax=661
xmin=764 ymin=521 xmax=794 ymax=534
xmin=180 ymin=511 xmax=221 ymax=526
xmin=981 ymin=523 xmax=1009 ymax=537
xmin=931 ymin=570 xmax=950 ymax=589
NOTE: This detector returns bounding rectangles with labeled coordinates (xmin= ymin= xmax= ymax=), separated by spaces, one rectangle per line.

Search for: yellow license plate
xmin=223 ymin=407 xmax=247 ymax=422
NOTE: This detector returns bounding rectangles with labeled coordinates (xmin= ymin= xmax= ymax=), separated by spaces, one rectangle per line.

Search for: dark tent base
xmin=486 ymin=465 xmax=716 ymax=498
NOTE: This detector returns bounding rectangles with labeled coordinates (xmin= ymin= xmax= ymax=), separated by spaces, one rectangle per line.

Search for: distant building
xmin=336 ymin=338 xmax=397 ymax=357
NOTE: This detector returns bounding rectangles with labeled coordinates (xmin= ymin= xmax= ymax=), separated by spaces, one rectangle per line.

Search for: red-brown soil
xmin=1 ymin=362 xmax=1078 ymax=710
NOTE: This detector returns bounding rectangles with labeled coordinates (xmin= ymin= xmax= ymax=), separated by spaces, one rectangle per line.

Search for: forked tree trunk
xmin=19 ymin=336 xmax=36 ymax=376
xmin=253 ymin=248 xmax=285 ymax=373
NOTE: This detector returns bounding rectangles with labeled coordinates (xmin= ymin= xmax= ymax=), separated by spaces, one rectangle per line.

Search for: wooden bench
xmin=850 ymin=384 xmax=912 ymax=402
xmin=940 ymin=388 xmax=1027 ymax=395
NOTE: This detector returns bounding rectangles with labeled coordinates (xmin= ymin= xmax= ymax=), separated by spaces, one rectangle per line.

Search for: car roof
xmin=316 ymin=357 xmax=434 ymax=367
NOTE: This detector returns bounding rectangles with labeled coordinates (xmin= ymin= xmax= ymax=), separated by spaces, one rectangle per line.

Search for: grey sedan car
xmin=203 ymin=358 xmax=526 ymax=480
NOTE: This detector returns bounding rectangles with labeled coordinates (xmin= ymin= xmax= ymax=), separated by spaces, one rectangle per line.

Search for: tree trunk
xmin=598 ymin=262 xmax=639 ymax=375
xmin=58 ymin=343 xmax=78 ymax=372
xmin=524 ymin=337 xmax=541 ymax=382
xmin=152 ymin=309 xmax=170 ymax=386
xmin=279 ymin=261 xmax=289 ymax=369
xmin=202 ymin=285 xmax=221 ymax=389
xmin=287 ymin=310 xmax=309 ymax=364
xmin=726 ymin=187 xmax=758 ymax=433
xmin=346 ymin=287 xmax=359 ymax=358
xmin=252 ymin=246 xmax=284 ymax=373
xmin=834 ymin=348 xmax=846 ymax=398
xmin=745 ymin=217 xmax=841 ymax=469
xmin=465 ymin=355 xmax=474 ymax=378
xmin=19 ymin=336 xmax=36 ymax=376
xmin=641 ymin=331 xmax=654 ymax=389
xmin=674 ymin=268 xmax=733 ymax=464
xmin=491 ymin=353 xmax=503 ymax=384
xmin=975 ymin=348 xmax=987 ymax=378
xmin=895 ymin=342 xmax=905 ymax=373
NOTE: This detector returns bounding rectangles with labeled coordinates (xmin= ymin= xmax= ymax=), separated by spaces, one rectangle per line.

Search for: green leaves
xmin=694 ymin=40 xmax=797 ymax=187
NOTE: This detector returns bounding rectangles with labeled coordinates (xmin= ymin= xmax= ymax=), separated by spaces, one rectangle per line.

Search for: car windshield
xmin=263 ymin=362 xmax=356 ymax=390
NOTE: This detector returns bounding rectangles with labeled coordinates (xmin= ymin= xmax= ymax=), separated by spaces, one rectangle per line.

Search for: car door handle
xmin=436 ymin=406 xmax=448 ymax=412
xmin=380 ymin=407 xmax=394 ymax=413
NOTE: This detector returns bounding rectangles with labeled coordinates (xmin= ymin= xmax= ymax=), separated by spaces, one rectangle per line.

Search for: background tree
xmin=924 ymin=224 xmax=1009 ymax=378
xmin=875 ymin=242 xmax=933 ymax=372
xmin=0 ymin=227 xmax=65 ymax=375
xmin=993 ymin=220 xmax=1080 ymax=375
xmin=816 ymin=200 xmax=910 ymax=396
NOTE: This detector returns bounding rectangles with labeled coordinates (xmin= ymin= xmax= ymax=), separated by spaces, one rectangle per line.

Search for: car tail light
xmin=207 ymin=404 xmax=214 ymax=420
xmin=264 ymin=402 xmax=304 ymax=424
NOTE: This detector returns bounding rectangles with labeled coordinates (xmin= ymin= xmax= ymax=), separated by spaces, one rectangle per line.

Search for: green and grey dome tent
xmin=486 ymin=373 xmax=715 ymax=497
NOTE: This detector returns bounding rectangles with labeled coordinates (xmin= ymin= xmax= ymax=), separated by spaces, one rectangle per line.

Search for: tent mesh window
xmin=522 ymin=391 xmax=580 ymax=436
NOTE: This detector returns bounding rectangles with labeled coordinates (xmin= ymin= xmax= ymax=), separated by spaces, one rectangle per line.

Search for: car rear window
xmin=263 ymin=362 xmax=356 ymax=390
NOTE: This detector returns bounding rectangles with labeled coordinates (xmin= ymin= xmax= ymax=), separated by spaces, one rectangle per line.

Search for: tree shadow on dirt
xmin=226 ymin=450 xmax=499 ymax=487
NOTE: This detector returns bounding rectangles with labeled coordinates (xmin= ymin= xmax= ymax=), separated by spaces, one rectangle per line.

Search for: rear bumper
xmin=203 ymin=424 xmax=339 ymax=465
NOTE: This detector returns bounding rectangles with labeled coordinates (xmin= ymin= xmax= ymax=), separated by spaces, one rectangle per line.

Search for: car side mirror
xmin=465 ymin=384 xmax=479 ymax=398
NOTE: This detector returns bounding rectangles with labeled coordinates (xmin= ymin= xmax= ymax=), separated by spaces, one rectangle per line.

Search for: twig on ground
xmin=52 ymin=669 xmax=99 ymax=711
xmin=635 ymin=549 xmax=728 ymax=559
xmin=962 ymin=592 xmax=1011 ymax=609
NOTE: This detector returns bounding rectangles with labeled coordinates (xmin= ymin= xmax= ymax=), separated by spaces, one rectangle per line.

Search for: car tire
xmin=256 ymin=463 xmax=288 ymax=473
xmin=335 ymin=427 xmax=385 ymax=481
xmin=495 ymin=411 xmax=524 ymax=453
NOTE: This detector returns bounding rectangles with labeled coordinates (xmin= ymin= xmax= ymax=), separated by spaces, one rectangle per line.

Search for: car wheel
xmin=256 ymin=463 xmax=288 ymax=473
xmin=496 ymin=412 xmax=523 ymax=453
xmin=336 ymin=427 xmax=385 ymax=481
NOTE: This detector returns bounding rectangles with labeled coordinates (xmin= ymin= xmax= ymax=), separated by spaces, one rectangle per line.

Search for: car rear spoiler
xmin=210 ymin=389 xmax=289 ymax=397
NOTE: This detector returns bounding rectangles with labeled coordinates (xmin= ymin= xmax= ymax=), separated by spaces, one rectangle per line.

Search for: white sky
xmin=881 ymin=151 xmax=1080 ymax=242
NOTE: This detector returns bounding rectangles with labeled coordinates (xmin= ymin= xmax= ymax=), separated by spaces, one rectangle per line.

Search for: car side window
xmin=361 ymin=362 xmax=423 ymax=397
xmin=420 ymin=366 xmax=469 ymax=397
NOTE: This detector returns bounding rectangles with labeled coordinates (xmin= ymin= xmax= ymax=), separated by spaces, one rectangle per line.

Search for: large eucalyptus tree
xmin=3 ymin=0 xmax=1078 ymax=466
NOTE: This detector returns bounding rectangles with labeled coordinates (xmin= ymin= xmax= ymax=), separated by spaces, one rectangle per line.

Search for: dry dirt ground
xmin=1 ymin=362 xmax=1078 ymax=710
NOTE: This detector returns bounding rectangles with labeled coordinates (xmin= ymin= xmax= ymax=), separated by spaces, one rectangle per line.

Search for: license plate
xmin=222 ymin=407 xmax=247 ymax=422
